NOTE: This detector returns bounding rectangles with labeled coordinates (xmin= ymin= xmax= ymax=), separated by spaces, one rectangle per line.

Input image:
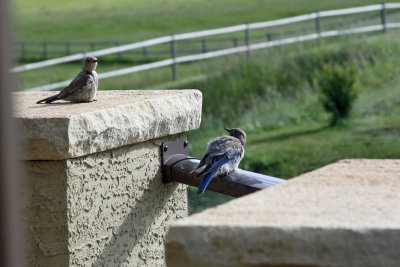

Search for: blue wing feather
xmin=197 ymin=149 xmax=240 ymax=177
xmin=198 ymin=156 xmax=230 ymax=177
xmin=197 ymin=169 xmax=218 ymax=196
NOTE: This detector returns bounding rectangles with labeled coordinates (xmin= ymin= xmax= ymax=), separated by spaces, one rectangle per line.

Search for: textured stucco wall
xmin=23 ymin=160 xmax=69 ymax=267
xmin=23 ymin=133 xmax=188 ymax=266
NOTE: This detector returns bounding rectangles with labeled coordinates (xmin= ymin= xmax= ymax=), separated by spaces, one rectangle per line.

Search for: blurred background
xmin=11 ymin=0 xmax=400 ymax=213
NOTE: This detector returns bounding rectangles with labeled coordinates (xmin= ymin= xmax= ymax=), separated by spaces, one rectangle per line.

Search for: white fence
xmin=13 ymin=3 xmax=400 ymax=91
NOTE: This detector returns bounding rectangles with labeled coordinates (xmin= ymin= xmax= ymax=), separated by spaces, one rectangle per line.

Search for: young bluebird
xmin=194 ymin=128 xmax=246 ymax=196
xmin=36 ymin=56 xmax=98 ymax=104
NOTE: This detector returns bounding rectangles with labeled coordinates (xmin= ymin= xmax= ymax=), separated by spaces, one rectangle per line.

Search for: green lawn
xmin=13 ymin=0 xmax=380 ymax=42
xmin=184 ymin=34 xmax=400 ymax=213
xmin=13 ymin=0 xmax=389 ymax=90
xmin=188 ymin=115 xmax=400 ymax=214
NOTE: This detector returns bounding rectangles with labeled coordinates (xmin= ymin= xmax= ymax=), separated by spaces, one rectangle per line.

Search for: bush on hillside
xmin=314 ymin=63 xmax=359 ymax=126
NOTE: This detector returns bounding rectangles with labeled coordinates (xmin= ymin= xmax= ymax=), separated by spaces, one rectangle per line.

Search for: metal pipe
xmin=163 ymin=153 xmax=286 ymax=198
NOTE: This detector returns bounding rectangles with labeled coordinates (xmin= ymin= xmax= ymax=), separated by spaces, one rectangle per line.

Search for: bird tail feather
xmin=36 ymin=94 xmax=59 ymax=104
xmin=197 ymin=170 xmax=218 ymax=196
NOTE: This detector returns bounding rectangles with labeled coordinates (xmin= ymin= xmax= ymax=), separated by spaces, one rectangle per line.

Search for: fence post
xmin=170 ymin=33 xmax=177 ymax=80
xmin=115 ymin=41 xmax=121 ymax=60
xmin=81 ymin=52 xmax=87 ymax=65
xmin=142 ymin=47 xmax=148 ymax=59
xmin=245 ymin=22 xmax=251 ymax=60
xmin=42 ymin=42 xmax=47 ymax=59
xmin=381 ymin=2 xmax=387 ymax=33
xmin=201 ymin=39 xmax=207 ymax=53
xmin=65 ymin=42 xmax=71 ymax=55
xmin=315 ymin=10 xmax=321 ymax=46
xmin=20 ymin=42 xmax=25 ymax=60
xmin=266 ymin=33 xmax=272 ymax=42
xmin=233 ymin=37 xmax=239 ymax=47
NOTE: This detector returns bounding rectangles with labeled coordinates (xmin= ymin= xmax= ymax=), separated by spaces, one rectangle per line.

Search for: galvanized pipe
xmin=163 ymin=153 xmax=286 ymax=198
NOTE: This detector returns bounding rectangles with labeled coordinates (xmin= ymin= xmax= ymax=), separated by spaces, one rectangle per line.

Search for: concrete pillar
xmin=166 ymin=159 xmax=400 ymax=267
xmin=14 ymin=90 xmax=202 ymax=266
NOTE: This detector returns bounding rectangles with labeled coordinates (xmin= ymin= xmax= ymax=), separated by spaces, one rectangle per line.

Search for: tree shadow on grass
xmin=354 ymin=126 xmax=400 ymax=138
xmin=251 ymin=125 xmax=330 ymax=145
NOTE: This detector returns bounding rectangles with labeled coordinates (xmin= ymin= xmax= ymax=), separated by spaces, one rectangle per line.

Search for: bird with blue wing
xmin=194 ymin=128 xmax=246 ymax=196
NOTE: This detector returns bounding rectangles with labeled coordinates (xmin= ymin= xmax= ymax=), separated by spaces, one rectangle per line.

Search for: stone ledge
xmin=14 ymin=90 xmax=202 ymax=160
xmin=166 ymin=159 xmax=400 ymax=267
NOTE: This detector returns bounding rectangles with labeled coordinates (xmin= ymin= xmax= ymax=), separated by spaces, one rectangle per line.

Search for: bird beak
xmin=225 ymin=128 xmax=231 ymax=133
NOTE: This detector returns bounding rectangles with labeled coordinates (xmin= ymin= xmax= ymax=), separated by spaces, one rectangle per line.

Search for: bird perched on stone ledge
xmin=36 ymin=56 xmax=98 ymax=104
xmin=194 ymin=128 xmax=246 ymax=196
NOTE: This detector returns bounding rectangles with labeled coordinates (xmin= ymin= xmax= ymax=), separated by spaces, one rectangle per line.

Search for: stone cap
xmin=14 ymin=90 xmax=202 ymax=160
xmin=166 ymin=159 xmax=400 ymax=266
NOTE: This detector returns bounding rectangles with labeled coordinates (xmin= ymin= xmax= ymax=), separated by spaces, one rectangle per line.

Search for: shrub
xmin=314 ymin=63 xmax=359 ymax=126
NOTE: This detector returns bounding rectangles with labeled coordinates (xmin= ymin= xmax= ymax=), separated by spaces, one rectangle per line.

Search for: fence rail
xmin=12 ymin=2 xmax=400 ymax=91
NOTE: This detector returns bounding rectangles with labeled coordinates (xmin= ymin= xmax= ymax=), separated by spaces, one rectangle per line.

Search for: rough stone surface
xmin=23 ymin=160 xmax=69 ymax=267
xmin=23 ymin=133 xmax=188 ymax=266
xmin=166 ymin=159 xmax=400 ymax=267
xmin=14 ymin=90 xmax=202 ymax=160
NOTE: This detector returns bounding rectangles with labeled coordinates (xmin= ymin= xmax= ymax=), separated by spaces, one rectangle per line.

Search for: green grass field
xmin=13 ymin=0 xmax=380 ymax=42
xmin=14 ymin=0 xmax=385 ymax=91
xmin=12 ymin=0 xmax=400 ymax=214
xmin=183 ymin=34 xmax=400 ymax=213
